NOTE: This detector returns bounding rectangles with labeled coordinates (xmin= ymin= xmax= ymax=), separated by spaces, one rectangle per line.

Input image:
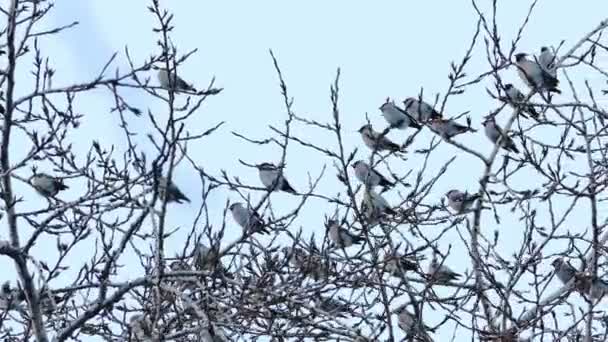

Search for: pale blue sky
xmin=5 ymin=0 xmax=608 ymax=340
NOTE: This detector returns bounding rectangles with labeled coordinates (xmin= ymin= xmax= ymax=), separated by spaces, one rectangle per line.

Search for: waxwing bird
xmin=326 ymin=219 xmax=364 ymax=248
xmin=256 ymin=162 xmax=297 ymax=194
xmin=589 ymin=276 xmax=608 ymax=299
xmin=539 ymin=46 xmax=557 ymax=78
xmin=314 ymin=295 xmax=351 ymax=318
xmin=502 ymin=84 xmax=538 ymax=118
xmin=446 ymin=189 xmax=480 ymax=213
xmin=428 ymin=255 xmax=461 ymax=283
xmin=483 ymin=116 xmax=519 ymax=153
xmin=394 ymin=304 xmax=433 ymax=342
xmin=514 ymin=53 xmax=560 ymax=94
xmin=358 ymin=124 xmax=401 ymax=152
xmin=155 ymin=66 xmax=196 ymax=92
xmin=352 ymin=160 xmax=394 ymax=189
xmin=30 ymin=173 xmax=69 ymax=197
xmin=0 ymin=281 xmax=25 ymax=312
xmin=379 ymin=98 xmax=422 ymax=130
xmin=157 ymin=177 xmax=190 ymax=203
xmin=402 ymin=97 xmax=442 ymax=122
xmin=129 ymin=314 xmax=153 ymax=341
xmin=429 ymin=117 xmax=476 ymax=140
xmin=283 ymin=246 xmax=332 ymax=280
xmin=193 ymin=243 xmax=219 ymax=270
xmin=200 ymin=323 xmax=228 ymax=342
xmin=362 ymin=188 xmax=397 ymax=217
xmin=551 ymin=257 xmax=577 ymax=285
xmin=384 ymin=252 xmax=421 ymax=277
xmin=229 ymin=202 xmax=270 ymax=235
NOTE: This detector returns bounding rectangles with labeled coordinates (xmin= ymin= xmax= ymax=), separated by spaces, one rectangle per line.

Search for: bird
xmin=229 ymin=202 xmax=270 ymax=235
xmin=199 ymin=323 xmax=228 ymax=342
xmin=428 ymin=255 xmax=461 ymax=283
xmin=483 ymin=116 xmax=519 ymax=153
xmin=193 ymin=243 xmax=219 ymax=270
xmin=326 ymin=219 xmax=364 ymax=248
xmin=157 ymin=177 xmax=190 ymax=203
xmin=352 ymin=160 xmax=394 ymax=189
xmin=394 ymin=304 xmax=433 ymax=342
xmin=514 ymin=53 xmax=561 ymax=94
xmin=283 ymin=246 xmax=332 ymax=280
xmin=256 ymin=162 xmax=297 ymax=194
xmin=155 ymin=66 xmax=196 ymax=92
xmin=0 ymin=281 xmax=25 ymax=312
xmin=589 ymin=276 xmax=608 ymax=299
xmin=30 ymin=173 xmax=69 ymax=197
xmin=384 ymin=252 xmax=420 ymax=277
xmin=129 ymin=314 xmax=153 ymax=341
xmin=445 ymin=189 xmax=481 ymax=213
xmin=402 ymin=97 xmax=442 ymax=122
xmin=502 ymin=84 xmax=538 ymax=118
xmin=314 ymin=295 xmax=351 ymax=318
xmin=379 ymin=98 xmax=422 ymax=130
xmin=428 ymin=117 xmax=476 ymax=140
xmin=538 ymin=46 xmax=557 ymax=78
xmin=362 ymin=189 xmax=397 ymax=217
xmin=358 ymin=124 xmax=401 ymax=153
xmin=551 ymin=257 xmax=577 ymax=285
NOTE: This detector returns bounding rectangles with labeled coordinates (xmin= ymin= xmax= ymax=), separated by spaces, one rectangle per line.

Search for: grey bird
xmin=589 ymin=277 xmax=608 ymax=299
xmin=193 ymin=243 xmax=219 ymax=270
xmin=429 ymin=118 xmax=476 ymax=140
xmin=551 ymin=257 xmax=577 ymax=285
xmin=314 ymin=295 xmax=351 ymax=318
xmin=394 ymin=304 xmax=433 ymax=342
xmin=358 ymin=124 xmax=401 ymax=152
xmin=229 ymin=202 xmax=270 ymax=235
xmin=155 ymin=67 xmax=196 ymax=92
xmin=483 ymin=116 xmax=519 ymax=153
xmin=446 ymin=189 xmax=480 ymax=213
xmin=200 ymin=323 xmax=228 ymax=342
xmin=402 ymin=97 xmax=442 ymax=122
xmin=514 ymin=53 xmax=561 ymax=94
xmin=379 ymin=98 xmax=422 ymax=130
xmin=428 ymin=255 xmax=461 ymax=283
xmin=502 ymin=84 xmax=538 ymax=118
xmin=30 ymin=173 xmax=69 ymax=197
xmin=129 ymin=314 xmax=153 ymax=341
xmin=0 ymin=281 xmax=25 ymax=312
xmin=158 ymin=177 xmax=190 ymax=203
xmin=352 ymin=160 xmax=394 ymax=188
xmin=326 ymin=219 xmax=364 ymax=248
xmin=384 ymin=252 xmax=420 ymax=277
xmin=539 ymin=46 xmax=557 ymax=78
xmin=256 ymin=162 xmax=297 ymax=194
xmin=362 ymin=189 xmax=397 ymax=216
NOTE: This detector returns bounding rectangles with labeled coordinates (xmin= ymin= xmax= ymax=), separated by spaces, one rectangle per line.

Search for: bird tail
xmin=58 ymin=183 xmax=69 ymax=190
xmin=282 ymin=181 xmax=297 ymax=194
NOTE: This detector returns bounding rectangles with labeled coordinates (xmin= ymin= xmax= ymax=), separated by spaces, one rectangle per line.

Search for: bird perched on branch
xmin=428 ymin=255 xmax=461 ymax=284
xmin=154 ymin=66 xmax=197 ymax=93
xmin=362 ymin=188 xmax=397 ymax=217
xmin=157 ymin=177 xmax=190 ymax=203
xmin=483 ymin=116 xmax=519 ymax=153
xmin=30 ymin=173 xmax=69 ymax=197
xmin=514 ymin=53 xmax=561 ymax=94
xmin=358 ymin=124 xmax=401 ymax=153
xmin=393 ymin=304 xmax=433 ymax=342
xmin=445 ymin=189 xmax=481 ymax=213
xmin=379 ymin=98 xmax=421 ymax=130
xmin=229 ymin=202 xmax=270 ymax=235
xmin=352 ymin=160 xmax=394 ymax=189
xmin=501 ymin=84 xmax=538 ymax=119
xmin=429 ymin=117 xmax=476 ymax=140
xmin=256 ymin=162 xmax=297 ymax=194
xmin=538 ymin=46 xmax=557 ymax=78
xmin=402 ymin=97 xmax=442 ymax=122
xmin=326 ymin=219 xmax=364 ymax=248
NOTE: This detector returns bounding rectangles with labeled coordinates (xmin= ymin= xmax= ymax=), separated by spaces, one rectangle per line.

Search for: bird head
xmin=379 ymin=97 xmax=392 ymax=110
xmin=551 ymin=257 xmax=563 ymax=268
xmin=256 ymin=162 xmax=276 ymax=170
xmin=351 ymin=160 xmax=364 ymax=169
xmin=358 ymin=124 xmax=372 ymax=133
xmin=482 ymin=115 xmax=495 ymax=126
xmin=504 ymin=83 xmax=513 ymax=90
xmin=445 ymin=189 xmax=458 ymax=199
xmin=540 ymin=46 xmax=549 ymax=53
xmin=514 ymin=53 xmax=528 ymax=62
xmin=402 ymin=97 xmax=415 ymax=108
xmin=228 ymin=203 xmax=240 ymax=211
xmin=324 ymin=219 xmax=338 ymax=229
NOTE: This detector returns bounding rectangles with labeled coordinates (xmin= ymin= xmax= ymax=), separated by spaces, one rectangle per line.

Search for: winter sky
xmin=7 ymin=0 xmax=608 ymax=340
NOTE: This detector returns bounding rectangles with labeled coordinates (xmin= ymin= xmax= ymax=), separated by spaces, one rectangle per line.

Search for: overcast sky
xmin=6 ymin=1 xmax=608 ymax=340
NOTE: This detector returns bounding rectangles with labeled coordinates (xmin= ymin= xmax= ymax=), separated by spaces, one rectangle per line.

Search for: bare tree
xmin=1 ymin=0 xmax=608 ymax=341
